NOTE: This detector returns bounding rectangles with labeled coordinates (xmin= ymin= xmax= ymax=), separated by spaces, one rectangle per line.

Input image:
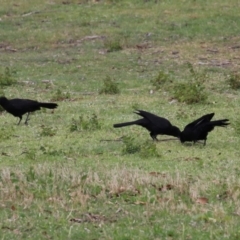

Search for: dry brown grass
xmin=1 ymin=163 xmax=240 ymax=213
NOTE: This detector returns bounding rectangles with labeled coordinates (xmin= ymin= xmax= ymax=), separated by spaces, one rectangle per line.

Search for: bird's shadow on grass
xmin=180 ymin=141 xmax=205 ymax=148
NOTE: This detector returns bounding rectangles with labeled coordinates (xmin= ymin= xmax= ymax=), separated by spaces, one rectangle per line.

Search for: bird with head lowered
xmin=113 ymin=110 xmax=180 ymax=141
xmin=180 ymin=113 xmax=229 ymax=145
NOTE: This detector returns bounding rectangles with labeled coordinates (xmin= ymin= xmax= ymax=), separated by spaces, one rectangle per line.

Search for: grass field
xmin=1 ymin=0 xmax=240 ymax=239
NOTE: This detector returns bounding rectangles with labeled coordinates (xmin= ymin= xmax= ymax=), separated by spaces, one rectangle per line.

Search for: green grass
xmin=1 ymin=0 xmax=240 ymax=239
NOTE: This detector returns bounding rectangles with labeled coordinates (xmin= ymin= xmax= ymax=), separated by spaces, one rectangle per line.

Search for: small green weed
xmin=24 ymin=149 xmax=37 ymax=160
xmin=173 ymin=63 xmax=207 ymax=104
xmin=187 ymin=62 xmax=207 ymax=84
xmin=151 ymin=70 xmax=172 ymax=90
xmin=122 ymin=136 xmax=159 ymax=158
xmin=139 ymin=140 xmax=160 ymax=158
xmin=227 ymin=73 xmax=240 ymax=90
xmin=39 ymin=145 xmax=63 ymax=156
xmin=69 ymin=118 xmax=79 ymax=132
xmin=99 ymin=76 xmax=120 ymax=94
xmin=173 ymin=81 xmax=207 ymax=104
xmin=122 ymin=136 xmax=141 ymax=155
xmin=131 ymin=103 xmax=141 ymax=110
xmin=0 ymin=88 xmax=4 ymax=97
xmin=26 ymin=166 xmax=36 ymax=182
xmin=40 ymin=126 xmax=57 ymax=137
xmin=0 ymin=126 xmax=14 ymax=140
xmin=0 ymin=67 xmax=17 ymax=86
xmin=232 ymin=119 xmax=240 ymax=135
xmin=104 ymin=37 xmax=123 ymax=52
xmin=70 ymin=114 xmax=101 ymax=132
xmin=51 ymin=89 xmax=70 ymax=101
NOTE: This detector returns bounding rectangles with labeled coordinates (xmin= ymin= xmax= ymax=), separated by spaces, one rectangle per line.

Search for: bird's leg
xmin=24 ymin=112 xmax=30 ymax=125
xmin=17 ymin=116 xmax=22 ymax=125
xmin=150 ymin=133 xmax=158 ymax=141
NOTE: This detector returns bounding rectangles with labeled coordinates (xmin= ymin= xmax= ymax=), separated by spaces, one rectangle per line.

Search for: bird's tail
xmin=39 ymin=102 xmax=58 ymax=109
xmin=211 ymin=119 xmax=230 ymax=127
xmin=113 ymin=121 xmax=137 ymax=128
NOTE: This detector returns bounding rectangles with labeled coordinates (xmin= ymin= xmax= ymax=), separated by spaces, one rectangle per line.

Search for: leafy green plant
xmin=122 ymin=136 xmax=159 ymax=158
xmin=131 ymin=103 xmax=141 ymax=110
xmin=173 ymin=81 xmax=207 ymax=104
xmin=99 ymin=76 xmax=120 ymax=94
xmin=24 ymin=149 xmax=37 ymax=160
xmin=26 ymin=166 xmax=36 ymax=182
xmin=122 ymin=136 xmax=141 ymax=155
xmin=232 ymin=119 xmax=240 ymax=135
xmin=104 ymin=37 xmax=123 ymax=52
xmin=39 ymin=145 xmax=63 ymax=156
xmin=0 ymin=88 xmax=4 ymax=96
xmin=70 ymin=114 xmax=101 ymax=132
xmin=0 ymin=67 xmax=17 ymax=86
xmin=227 ymin=73 xmax=240 ymax=90
xmin=51 ymin=89 xmax=70 ymax=101
xmin=139 ymin=140 xmax=159 ymax=158
xmin=40 ymin=126 xmax=57 ymax=137
xmin=173 ymin=63 xmax=207 ymax=104
xmin=151 ymin=70 xmax=172 ymax=90
xmin=0 ymin=126 xmax=14 ymax=140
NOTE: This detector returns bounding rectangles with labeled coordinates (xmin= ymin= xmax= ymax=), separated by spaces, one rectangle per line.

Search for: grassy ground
xmin=1 ymin=0 xmax=240 ymax=239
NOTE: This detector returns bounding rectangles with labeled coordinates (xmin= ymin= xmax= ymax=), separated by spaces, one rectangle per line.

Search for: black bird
xmin=113 ymin=110 xmax=180 ymax=140
xmin=180 ymin=113 xmax=229 ymax=145
xmin=0 ymin=96 xmax=58 ymax=125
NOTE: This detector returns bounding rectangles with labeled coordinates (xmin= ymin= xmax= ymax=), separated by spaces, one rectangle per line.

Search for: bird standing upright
xmin=113 ymin=110 xmax=180 ymax=140
xmin=0 ymin=96 xmax=58 ymax=125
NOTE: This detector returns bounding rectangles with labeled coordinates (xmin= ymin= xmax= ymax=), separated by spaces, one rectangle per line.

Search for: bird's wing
xmin=184 ymin=113 xmax=214 ymax=131
xmin=195 ymin=123 xmax=214 ymax=134
xmin=196 ymin=119 xmax=229 ymax=133
xmin=9 ymin=99 xmax=38 ymax=110
xmin=134 ymin=110 xmax=171 ymax=128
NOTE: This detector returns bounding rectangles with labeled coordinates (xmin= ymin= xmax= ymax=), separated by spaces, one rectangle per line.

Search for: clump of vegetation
xmin=122 ymin=136 xmax=159 ymax=158
xmin=151 ymin=70 xmax=172 ymax=90
xmin=51 ymin=89 xmax=70 ymax=101
xmin=39 ymin=145 xmax=63 ymax=157
xmin=122 ymin=136 xmax=141 ymax=155
xmin=40 ymin=126 xmax=57 ymax=137
xmin=173 ymin=63 xmax=207 ymax=104
xmin=173 ymin=81 xmax=207 ymax=104
xmin=24 ymin=149 xmax=37 ymax=160
xmin=139 ymin=140 xmax=160 ymax=158
xmin=0 ymin=67 xmax=17 ymax=86
xmin=104 ymin=37 xmax=123 ymax=52
xmin=232 ymin=119 xmax=240 ymax=135
xmin=70 ymin=114 xmax=101 ymax=132
xmin=99 ymin=76 xmax=120 ymax=94
xmin=0 ymin=88 xmax=4 ymax=96
xmin=131 ymin=103 xmax=141 ymax=110
xmin=0 ymin=126 xmax=14 ymax=140
xmin=227 ymin=73 xmax=240 ymax=90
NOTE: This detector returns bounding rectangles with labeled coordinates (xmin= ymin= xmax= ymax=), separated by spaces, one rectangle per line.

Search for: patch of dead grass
xmin=1 ymin=164 xmax=239 ymax=214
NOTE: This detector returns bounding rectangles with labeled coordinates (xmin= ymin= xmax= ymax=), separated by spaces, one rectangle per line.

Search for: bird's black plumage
xmin=0 ymin=96 xmax=58 ymax=125
xmin=113 ymin=110 xmax=180 ymax=140
xmin=180 ymin=113 xmax=229 ymax=145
